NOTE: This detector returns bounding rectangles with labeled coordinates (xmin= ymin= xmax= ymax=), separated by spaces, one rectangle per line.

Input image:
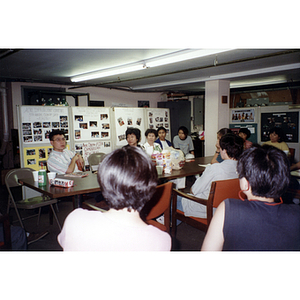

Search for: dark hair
xmin=125 ymin=127 xmax=141 ymax=142
xmin=237 ymin=144 xmax=290 ymax=199
xmin=219 ymin=133 xmax=244 ymax=160
xmin=145 ymin=128 xmax=158 ymax=138
xmin=178 ymin=126 xmax=189 ymax=137
xmin=239 ymin=128 xmax=251 ymax=139
xmin=157 ymin=126 xmax=166 ymax=133
xmin=269 ymin=127 xmax=285 ymax=143
xmin=97 ymin=147 xmax=157 ymax=212
xmin=49 ymin=129 xmax=65 ymax=141
xmin=217 ymin=128 xmax=232 ymax=137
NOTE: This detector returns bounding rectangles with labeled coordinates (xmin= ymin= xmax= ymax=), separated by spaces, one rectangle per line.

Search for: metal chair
xmin=87 ymin=153 xmax=107 ymax=171
xmin=5 ymin=168 xmax=61 ymax=231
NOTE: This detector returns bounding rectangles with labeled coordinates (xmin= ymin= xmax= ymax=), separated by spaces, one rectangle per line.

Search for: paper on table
xmin=198 ymin=163 xmax=211 ymax=168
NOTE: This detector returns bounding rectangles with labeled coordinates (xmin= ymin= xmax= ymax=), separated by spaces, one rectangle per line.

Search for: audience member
xmin=48 ymin=129 xmax=84 ymax=174
xmin=173 ymin=126 xmax=194 ymax=156
xmin=238 ymin=128 xmax=253 ymax=149
xmin=210 ymin=128 xmax=232 ymax=164
xmin=177 ymin=133 xmax=243 ymax=218
xmin=124 ymin=127 xmax=141 ymax=147
xmin=263 ymin=127 xmax=289 ymax=152
xmin=57 ymin=147 xmax=171 ymax=251
xmin=202 ymin=144 xmax=300 ymax=251
xmin=155 ymin=126 xmax=172 ymax=150
xmin=142 ymin=129 xmax=162 ymax=156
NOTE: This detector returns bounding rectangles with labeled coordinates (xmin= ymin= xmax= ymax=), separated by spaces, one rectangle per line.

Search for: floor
xmin=0 ymin=176 xmax=205 ymax=251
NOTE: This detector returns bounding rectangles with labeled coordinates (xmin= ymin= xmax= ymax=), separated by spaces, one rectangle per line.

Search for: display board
xmin=71 ymin=107 xmax=112 ymax=163
xmin=18 ymin=105 xmax=70 ymax=170
xmin=113 ymin=107 xmax=147 ymax=147
xmin=145 ymin=108 xmax=171 ymax=141
xmin=261 ymin=111 xmax=299 ymax=142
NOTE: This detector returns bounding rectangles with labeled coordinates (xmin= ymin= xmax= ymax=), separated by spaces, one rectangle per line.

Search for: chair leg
xmin=37 ymin=207 xmax=42 ymax=226
xmin=50 ymin=204 xmax=62 ymax=231
xmin=11 ymin=198 xmax=25 ymax=230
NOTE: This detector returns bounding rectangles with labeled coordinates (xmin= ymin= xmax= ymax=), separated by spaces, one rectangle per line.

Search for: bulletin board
xmin=18 ymin=105 xmax=70 ymax=170
xmin=261 ymin=111 xmax=299 ymax=142
xmin=113 ymin=107 xmax=147 ymax=147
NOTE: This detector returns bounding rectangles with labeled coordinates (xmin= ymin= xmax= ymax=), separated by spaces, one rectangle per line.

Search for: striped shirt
xmin=47 ymin=149 xmax=79 ymax=174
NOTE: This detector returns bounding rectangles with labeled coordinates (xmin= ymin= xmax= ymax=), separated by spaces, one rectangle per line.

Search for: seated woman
xmin=238 ymin=127 xmax=253 ymax=150
xmin=124 ymin=127 xmax=141 ymax=147
xmin=142 ymin=128 xmax=162 ymax=156
xmin=263 ymin=127 xmax=289 ymax=152
xmin=155 ymin=126 xmax=172 ymax=150
xmin=57 ymin=147 xmax=171 ymax=251
xmin=173 ymin=126 xmax=194 ymax=157
xmin=202 ymin=144 xmax=300 ymax=251
xmin=210 ymin=128 xmax=232 ymax=164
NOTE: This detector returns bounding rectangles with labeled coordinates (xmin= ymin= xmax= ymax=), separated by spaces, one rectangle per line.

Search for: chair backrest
xmin=5 ymin=168 xmax=35 ymax=189
xmin=140 ymin=182 xmax=173 ymax=232
xmin=289 ymin=148 xmax=295 ymax=164
xmin=88 ymin=152 xmax=106 ymax=167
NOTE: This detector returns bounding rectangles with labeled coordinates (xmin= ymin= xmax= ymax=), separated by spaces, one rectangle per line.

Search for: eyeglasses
xmin=53 ymin=138 xmax=66 ymax=142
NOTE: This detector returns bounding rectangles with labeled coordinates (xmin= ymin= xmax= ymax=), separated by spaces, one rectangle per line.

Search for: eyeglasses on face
xmin=53 ymin=138 xmax=66 ymax=142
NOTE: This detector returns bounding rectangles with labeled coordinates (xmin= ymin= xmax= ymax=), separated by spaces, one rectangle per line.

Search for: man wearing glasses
xmin=48 ymin=130 xmax=84 ymax=174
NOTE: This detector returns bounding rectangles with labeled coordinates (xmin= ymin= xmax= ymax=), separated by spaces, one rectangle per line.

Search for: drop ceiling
xmin=1 ymin=48 xmax=300 ymax=94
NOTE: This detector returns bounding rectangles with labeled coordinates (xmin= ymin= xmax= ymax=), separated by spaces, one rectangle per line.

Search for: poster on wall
xmin=20 ymin=106 xmax=70 ymax=144
xmin=231 ymin=109 xmax=255 ymax=123
xmin=261 ymin=111 xmax=299 ymax=142
xmin=113 ymin=107 xmax=146 ymax=146
xmin=71 ymin=106 xmax=111 ymax=141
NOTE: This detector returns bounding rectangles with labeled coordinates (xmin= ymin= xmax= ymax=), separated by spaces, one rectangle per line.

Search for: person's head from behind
xmin=125 ymin=127 xmax=141 ymax=147
xmin=49 ymin=129 xmax=66 ymax=152
xmin=269 ymin=127 xmax=284 ymax=143
xmin=178 ymin=126 xmax=189 ymax=140
xmin=239 ymin=128 xmax=251 ymax=141
xmin=157 ymin=126 xmax=167 ymax=141
xmin=145 ymin=128 xmax=158 ymax=145
xmin=237 ymin=145 xmax=290 ymax=200
xmin=216 ymin=128 xmax=231 ymax=147
xmin=219 ymin=133 xmax=244 ymax=160
xmin=97 ymin=147 xmax=157 ymax=212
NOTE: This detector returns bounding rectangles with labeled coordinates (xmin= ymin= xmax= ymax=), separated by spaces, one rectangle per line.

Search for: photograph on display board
xmin=261 ymin=112 xmax=299 ymax=142
xmin=231 ymin=109 xmax=255 ymax=122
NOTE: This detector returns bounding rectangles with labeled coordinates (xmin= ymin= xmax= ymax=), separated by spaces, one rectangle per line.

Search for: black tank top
xmin=223 ymin=198 xmax=300 ymax=251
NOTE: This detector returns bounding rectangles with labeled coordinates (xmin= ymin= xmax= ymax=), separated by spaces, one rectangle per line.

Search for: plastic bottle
xmin=38 ymin=163 xmax=47 ymax=187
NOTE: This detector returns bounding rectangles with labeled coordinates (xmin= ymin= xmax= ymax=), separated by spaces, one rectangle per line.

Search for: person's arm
xmin=188 ymin=136 xmax=194 ymax=155
xmin=66 ymin=154 xmax=84 ymax=174
xmin=210 ymin=151 xmax=220 ymax=164
xmin=173 ymin=136 xmax=179 ymax=149
xmin=291 ymin=161 xmax=300 ymax=171
xmin=201 ymin=201 xmax=225 ymax=251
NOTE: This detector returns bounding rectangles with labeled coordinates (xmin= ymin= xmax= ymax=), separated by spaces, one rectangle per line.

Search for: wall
xmin=11 ymin=82 xmax=163 ymax=129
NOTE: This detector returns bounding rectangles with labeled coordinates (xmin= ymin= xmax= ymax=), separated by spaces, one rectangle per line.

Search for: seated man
xmin=47 ymin=129 xmax=84 ymax=174
xmin=177 ymin=133 xmax=244 ymax=218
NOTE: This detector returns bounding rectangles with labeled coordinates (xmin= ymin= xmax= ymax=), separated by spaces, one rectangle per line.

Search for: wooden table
xmin=158 ymin=156 xmax=213 ymax=181
xmin=19 ymin=156 xmax=214 ymax=208
xmin=19 ymin=171 xmax=100 ymax=209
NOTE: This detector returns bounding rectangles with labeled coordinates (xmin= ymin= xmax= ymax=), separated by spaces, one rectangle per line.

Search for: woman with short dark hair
xmin=124 ymin=127 xmax=141 ymax=147
xmin=142 ymin=128 xmax=162 ymax=156
xmin=58 ymin=147 xmax=171 ymax=251
xmin=202 ymin=144 xmax=300 ymax=251
xmin=263 ymin=127 xmax=289 ymax=152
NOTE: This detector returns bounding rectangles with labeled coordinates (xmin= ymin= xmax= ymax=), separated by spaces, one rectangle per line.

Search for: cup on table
xmin=156 ymin=166 xmax=163 ymax=175
xmin=32 ymin=171 xmax=39 ymax=181
xmin=47 ymin=172 xmax=56 ymax=183
xmin=283 ymin=150 xmax=289 ymax=156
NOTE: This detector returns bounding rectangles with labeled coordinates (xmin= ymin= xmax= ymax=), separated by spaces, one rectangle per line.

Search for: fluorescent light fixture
xmin=133 ymin=63 xmax=300 ymax=90
xmin=71 ymin=63 xmax=145 ymax=82
xmin=230 ymin=76 xmax=287 ymax=88
xmin=146 ymin=49 xmax=234 ymax=68
xmin=71 ymin=49 xmax=235 ymax=82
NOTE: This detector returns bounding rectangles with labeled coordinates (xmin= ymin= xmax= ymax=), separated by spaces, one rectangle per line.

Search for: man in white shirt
xmin=177 ymin=133 xmax=244 ymax=218
xmin=47 ymin=130 xmax=84 ymax=174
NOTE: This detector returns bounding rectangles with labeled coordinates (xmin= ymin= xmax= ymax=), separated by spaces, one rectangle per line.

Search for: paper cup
xmin=32 ymin=171 xmax=39 ymax=181
xmin=47 ymin=172 xmax=56 ymax=183
xmin=156 ymin=166 xmax=163 ymax=175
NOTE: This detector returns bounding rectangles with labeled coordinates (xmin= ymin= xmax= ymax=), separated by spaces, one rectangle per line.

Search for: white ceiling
xmin=1 ymin=48 xmax=300 ymax=94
